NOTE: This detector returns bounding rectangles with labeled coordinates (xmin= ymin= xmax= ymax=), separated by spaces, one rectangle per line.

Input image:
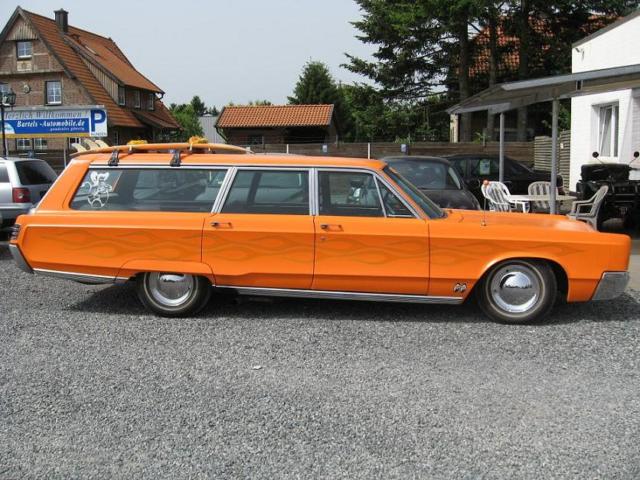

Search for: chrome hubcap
xmin=147 ymin=273 xmax=194 ymax=307
xmin=489 ymin=265 xmax=541 ymax=314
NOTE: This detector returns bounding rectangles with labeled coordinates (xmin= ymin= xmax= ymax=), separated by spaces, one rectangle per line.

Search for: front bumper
xmin=592 ymin=271 xmax=629 ymax=301
xmin=9 ymin=244 xmax=33 ymax=274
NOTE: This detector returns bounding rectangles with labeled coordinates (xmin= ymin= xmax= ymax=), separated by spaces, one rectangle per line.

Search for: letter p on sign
xmin=90 ymin=109 xmax=108 ymax=137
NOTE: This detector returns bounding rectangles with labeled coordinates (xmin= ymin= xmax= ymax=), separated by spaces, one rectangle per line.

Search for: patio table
xmin=508 ymin=194 xmax=577 ymax=213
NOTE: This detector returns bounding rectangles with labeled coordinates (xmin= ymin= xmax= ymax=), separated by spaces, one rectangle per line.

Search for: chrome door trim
xmin=33 ymin=268 xmax=129 ymax=285
xmin=309 ymin=168 xmax=319 ymax=216
xmin=211 ymin=167 xmax=237 ymax=213
xmin=217 ymin=285 xmax=462 ymax=305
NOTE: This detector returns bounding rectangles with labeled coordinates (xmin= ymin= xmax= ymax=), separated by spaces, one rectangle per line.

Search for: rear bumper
xmin=592 ymin=271 xmax=629 ymax=301
xmin=9 ymin=244 xmax=33 ymax=274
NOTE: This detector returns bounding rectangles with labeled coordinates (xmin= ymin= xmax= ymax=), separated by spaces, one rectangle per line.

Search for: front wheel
xmin=477 ymin=260 xmax=557 ymax=324
xmin=136 ymin=272 xmax=211 ymax=317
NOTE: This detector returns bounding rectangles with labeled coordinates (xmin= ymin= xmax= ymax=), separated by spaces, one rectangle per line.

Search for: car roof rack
xmin=71 ymin=142 xmax=251 ymax=164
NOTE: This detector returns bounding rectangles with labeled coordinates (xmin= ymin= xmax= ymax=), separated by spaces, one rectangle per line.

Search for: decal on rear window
xmin=83 ymin=171 xmax=113 ymax=209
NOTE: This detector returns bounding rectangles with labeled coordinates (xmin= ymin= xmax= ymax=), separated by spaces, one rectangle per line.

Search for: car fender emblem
xmin=453 ymin=283 xmax=467 ymax=293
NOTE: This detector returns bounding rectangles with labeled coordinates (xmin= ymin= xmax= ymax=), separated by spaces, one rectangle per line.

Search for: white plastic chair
xmin=481 ymin=181 xmax=529 ymax=213
xmin=528 ymin=181 xmax=552 ymax=212
xmin=567 ymin=185 xmax=608 ymax=230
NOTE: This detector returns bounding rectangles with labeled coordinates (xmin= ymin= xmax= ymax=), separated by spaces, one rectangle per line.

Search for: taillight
xmin=12 ymin=187 xmax=31 ymax=203
xmin=10 ymin=224 xmax=20 ymax=241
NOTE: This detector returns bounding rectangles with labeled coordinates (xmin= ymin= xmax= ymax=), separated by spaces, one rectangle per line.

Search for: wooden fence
xmin=248 ymin=141 xmax=535 ymax=164
xmin=533 ymin=131 xmax=571 ymax=189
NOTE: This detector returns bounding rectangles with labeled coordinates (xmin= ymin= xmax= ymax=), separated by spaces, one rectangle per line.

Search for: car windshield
xmin=388 ymin=159 xmax=463 ymax=190
xmin=383 ymin=166 xmax=445 ymax=219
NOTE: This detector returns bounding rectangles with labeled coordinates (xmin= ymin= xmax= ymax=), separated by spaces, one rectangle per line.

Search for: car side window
xmin=449 ymin=158 xmax=466 ymax=178
xmin=377 ymin=181 xmax=413 ymax=217
xmin=318 ymin=171 xmax=383 ymax=217
xmin=0 ymin=164 xmax=9 ymax=183
xmin=70 ymin=168 xmax=226 ymax=212
xmin=221 ymin=170 xmax=309 ymax=215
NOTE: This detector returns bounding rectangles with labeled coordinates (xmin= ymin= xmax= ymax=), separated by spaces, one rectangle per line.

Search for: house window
xmin=118 ymin=86 xmax=126 ymax=106
xmin=68 ymin=137 xmax=81 ymax=148
xmin=147 ymin=92 xmax=155 ymax=110
xmin=45 ymin=81 xmax=62 ymax=105
xmin=16 ymin=41 xmax=32 ymax=59
xmin=598 ymin=103 xmax=619 ymax=158
xmin=0 ymin=83 xmax=9 ymax=95
xmin=34 ymin=138 xmax=48 ymax=150
xmin=247 ymin=134 xmax=264 ymax=145
xmin=16 ymin=139 xmax=32 ymax=151
xmin=133 ymin=90 xmax=141 ymax=108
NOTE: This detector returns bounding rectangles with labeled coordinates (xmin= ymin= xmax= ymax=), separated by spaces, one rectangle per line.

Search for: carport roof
xmin=447 ymin=63 xmax=640 ymax=115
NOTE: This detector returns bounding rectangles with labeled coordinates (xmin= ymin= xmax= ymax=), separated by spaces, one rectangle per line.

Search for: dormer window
xmin=16 ymin=41 xmax=32 ymax=59
xmin=147 ymin=92 xmax=155 ymax=111
xmin=118 ymin=86 xmax=126 ymax=106
xmin=133 ymin=90 xmax=141 ymax=109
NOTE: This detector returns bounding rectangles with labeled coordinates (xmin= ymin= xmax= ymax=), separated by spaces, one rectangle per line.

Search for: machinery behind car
xmin=576 ymin=152 xmax=640 ymax=229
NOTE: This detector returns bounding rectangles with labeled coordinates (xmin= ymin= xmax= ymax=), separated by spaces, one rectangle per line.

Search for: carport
xmin=448 ymin=63 xmax=640 ymax=214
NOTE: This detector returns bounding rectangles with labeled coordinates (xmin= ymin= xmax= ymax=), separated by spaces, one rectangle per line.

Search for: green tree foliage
xmin=169 ymin=104 xmax=203 ymax=141
xmin=344 ymin=0 xmax=633 ymax=141
xmin=190 ymin=95 xmax=207 ymax=116
xmin=288 ymin=61 xmax=353 ymax=139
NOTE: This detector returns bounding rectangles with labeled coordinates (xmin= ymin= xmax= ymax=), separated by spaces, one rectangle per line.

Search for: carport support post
xmin=550 ymin=98 xmax=559 ymax=214
xmin=499 ymin=112 xmax=505 ymax=183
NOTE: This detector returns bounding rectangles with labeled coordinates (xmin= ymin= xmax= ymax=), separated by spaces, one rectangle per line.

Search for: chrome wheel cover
xmin=489 ymin=264 xmax=541 ymax=314
xmin=147 ymin=273 xmax=194 ymax=307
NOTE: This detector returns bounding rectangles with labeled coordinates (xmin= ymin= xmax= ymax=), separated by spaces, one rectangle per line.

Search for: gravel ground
xmin=1 ymin=245 xmax=640 ymax=479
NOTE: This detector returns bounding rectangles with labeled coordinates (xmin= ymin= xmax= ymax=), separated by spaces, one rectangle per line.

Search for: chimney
xmin=54 ymin=9 xmax=68 ymax=33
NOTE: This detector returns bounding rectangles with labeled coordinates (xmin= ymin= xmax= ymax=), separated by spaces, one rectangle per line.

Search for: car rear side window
xmin=0 ymin=164 xmax=9 ymax=183
xmin=221 ymin=170 xmax=309 ymax=215
xmin=70 ymin=168 xmax=227 ymax=212
xmin=319 ymin=171 xmax=383 ymax=217
xmin=15 ymin=161 xmax=57 ymax=185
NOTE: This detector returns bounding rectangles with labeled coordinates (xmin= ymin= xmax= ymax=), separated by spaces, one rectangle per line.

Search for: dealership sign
xmin=2 ymin=106 xmax=108 ymax=138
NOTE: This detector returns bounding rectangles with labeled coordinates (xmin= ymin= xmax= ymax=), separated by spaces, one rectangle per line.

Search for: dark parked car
xmin=444 ymin=154 xmax=563 ymax=205
xmin=384 ymin=156 xmax=481 ymax=210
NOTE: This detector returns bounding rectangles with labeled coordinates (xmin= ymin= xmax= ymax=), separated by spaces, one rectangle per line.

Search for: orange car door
xmin=312 ymin=170 xmax=429 ymax=294
xmin=202 ymin=168 xmax=315 ymax=289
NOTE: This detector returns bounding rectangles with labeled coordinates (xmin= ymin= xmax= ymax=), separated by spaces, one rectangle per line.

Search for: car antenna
xmin=481 ymin=179 xmax=489 ymax=227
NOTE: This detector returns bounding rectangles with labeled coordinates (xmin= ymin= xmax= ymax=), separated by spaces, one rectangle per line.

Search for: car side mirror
xmin=634 ymin=151 xmax=639 ymax=159
xmin=592 ymin=152 xmax=599 ymax=159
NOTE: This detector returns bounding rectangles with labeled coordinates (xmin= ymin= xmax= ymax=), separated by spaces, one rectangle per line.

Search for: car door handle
xmin=320 ymin=223 xmax=342 ymax=231
xmin=211 ymin=221 xmax=232 ymax=228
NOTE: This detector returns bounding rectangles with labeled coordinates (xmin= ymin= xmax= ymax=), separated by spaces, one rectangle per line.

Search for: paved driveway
xmin=1 ymin=245 xmax=640 ymax=479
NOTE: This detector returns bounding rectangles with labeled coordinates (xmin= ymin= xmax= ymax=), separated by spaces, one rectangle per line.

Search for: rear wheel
xmin=477 ymin=259 xmax=557 ymax=324
xmin=136 ymin=272 xmax=211 ymax=317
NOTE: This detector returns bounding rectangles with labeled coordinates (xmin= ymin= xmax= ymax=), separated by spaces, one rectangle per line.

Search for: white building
xmin=570 ymin=10 xmax=640 ymax=189
xmin=198 ymin=115 xmax=225 ymax=144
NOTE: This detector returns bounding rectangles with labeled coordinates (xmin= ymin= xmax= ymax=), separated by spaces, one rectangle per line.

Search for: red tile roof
xmin=217 ymin=105 xmax=334 ymax=128
xmin=13 ymin=8 xmax=177 ymax=129
xmin=469 ymin=15 xmax=617 ymax=78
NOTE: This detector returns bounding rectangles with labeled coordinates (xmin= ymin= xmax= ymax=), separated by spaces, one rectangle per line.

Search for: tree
xmin=289 ymin=61 xmax=353 ymax=140
xmin=190 ymin=95 xmax=207 ymax=116
xmin=169 ymin=104 xmax=203 ymax=141
xmin=248 ymin=100 xmax=273 ymax=106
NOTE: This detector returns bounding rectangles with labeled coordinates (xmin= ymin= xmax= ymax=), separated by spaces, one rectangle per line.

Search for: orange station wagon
xmin=9 ymin=143 xmax=631 ymax=323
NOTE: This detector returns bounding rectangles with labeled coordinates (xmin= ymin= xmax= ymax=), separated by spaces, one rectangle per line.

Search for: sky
xmin=7 ymin=0 xmax=375 ymax=108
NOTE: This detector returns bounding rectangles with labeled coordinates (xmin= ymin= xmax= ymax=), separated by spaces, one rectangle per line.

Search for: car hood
xmin=444 ymin=209 xmax=593 ymax=233
xmin=420 ymin=189 xmax=481 ymax=210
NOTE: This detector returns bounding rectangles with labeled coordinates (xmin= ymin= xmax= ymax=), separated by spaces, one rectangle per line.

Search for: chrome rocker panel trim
xmin=219 ymin=286 xmax=463 ymax=305
xmin=33 ymin=268 xmax=129 ymax=285
xmin=9 ymin=244 xmax=34 ymax=274
xmin=592 ymin=271 xmax=629 ymax=301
